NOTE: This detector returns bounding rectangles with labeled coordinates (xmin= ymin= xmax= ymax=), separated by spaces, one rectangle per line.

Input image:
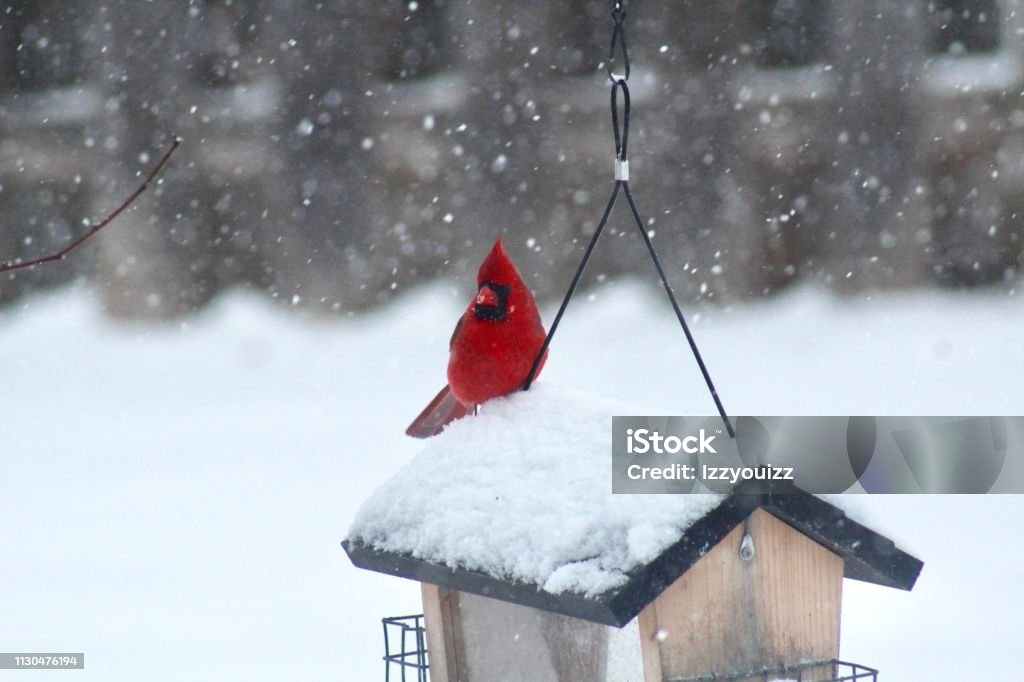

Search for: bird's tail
xmin=405 ymin=385 xmax=474 ymax=438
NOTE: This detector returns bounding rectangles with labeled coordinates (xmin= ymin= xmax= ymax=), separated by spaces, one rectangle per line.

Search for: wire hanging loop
xmin=607 ymin=1 xmax=630 ymax=83
xmin=608 ymin=1 xmax=630 ymax=182
xmin=611 ymin=78 xmax=630 ymax=182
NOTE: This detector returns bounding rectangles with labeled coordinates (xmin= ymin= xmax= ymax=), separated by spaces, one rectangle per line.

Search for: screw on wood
xmin=739 ymin=515 xmax=755 ymax=561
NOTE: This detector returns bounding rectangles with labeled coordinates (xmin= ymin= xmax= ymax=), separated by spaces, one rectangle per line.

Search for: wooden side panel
xmin=421 ymin=583 xmax=467 ymax=682
xmin=639 ymin=509 xmax=844 ymax=681
xmin=752 ymin=509 xmax=844 ymax=671
xmin=637 ymin=604 xmax=664 ymax=682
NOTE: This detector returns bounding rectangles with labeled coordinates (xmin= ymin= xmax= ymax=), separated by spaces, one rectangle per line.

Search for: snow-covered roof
xmin=344 ymin=384 xmax=922 ymax=627
xmin=348 ymin=384 xmax=725 ymax=595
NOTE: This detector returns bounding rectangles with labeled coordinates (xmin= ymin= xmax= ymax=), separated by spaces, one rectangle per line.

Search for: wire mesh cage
xmin=669 ymin=659 xmax=878 ymax=682
xmin=382 ymin=614 xmax=429 ymax=682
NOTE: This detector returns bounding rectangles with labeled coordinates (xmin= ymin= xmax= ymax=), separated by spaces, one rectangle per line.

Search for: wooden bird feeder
xmin=346 ymin=490 xmax=920 ymax=682
xmin=342 ymin=389 xmax=922 ymax=682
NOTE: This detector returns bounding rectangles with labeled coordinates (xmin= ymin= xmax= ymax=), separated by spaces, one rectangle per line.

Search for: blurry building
xmin=0 ymin=0 xmax=1021 ymax=317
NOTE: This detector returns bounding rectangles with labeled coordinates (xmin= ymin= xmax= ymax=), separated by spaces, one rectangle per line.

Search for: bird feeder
xmin=343 ymin=386 xmax=922 ymax=682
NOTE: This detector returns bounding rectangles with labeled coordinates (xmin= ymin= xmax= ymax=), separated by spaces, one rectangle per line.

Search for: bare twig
xmin=0 ymin=137 xmax=182 ymax=275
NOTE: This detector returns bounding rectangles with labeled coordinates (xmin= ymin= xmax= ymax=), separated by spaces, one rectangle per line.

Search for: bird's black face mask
xmin=473 ymin=281 xmax=511 ymax=321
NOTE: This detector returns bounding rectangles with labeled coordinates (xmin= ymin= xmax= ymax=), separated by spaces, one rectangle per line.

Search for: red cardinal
xmin=406 ymin=237 xmax=548 ymax=438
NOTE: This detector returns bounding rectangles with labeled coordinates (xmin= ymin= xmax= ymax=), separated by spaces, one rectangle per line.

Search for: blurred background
xmin=3 ymin=3 xmax=1024 ymax=680
xmin=2 ymin=0 xmax=1023 ymax=318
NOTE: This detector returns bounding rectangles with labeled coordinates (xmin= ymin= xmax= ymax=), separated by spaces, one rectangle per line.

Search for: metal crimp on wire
xmin=615 ymin=158 xmax=629 ymax=182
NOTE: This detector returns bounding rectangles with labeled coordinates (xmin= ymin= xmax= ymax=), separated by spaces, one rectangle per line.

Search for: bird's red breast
xmin=447 ymin=236 xmax=547 ymax=406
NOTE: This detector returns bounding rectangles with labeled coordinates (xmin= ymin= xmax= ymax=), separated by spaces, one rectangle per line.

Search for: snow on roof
xmin=347 ymin=383 xmax=725 ymax=598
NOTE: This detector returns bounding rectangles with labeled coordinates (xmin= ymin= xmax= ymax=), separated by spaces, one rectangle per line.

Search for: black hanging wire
xmin=522 ymin=0 xmax=735 ymax=439
xmin=607 ymin=1 xmax=630 ymax=83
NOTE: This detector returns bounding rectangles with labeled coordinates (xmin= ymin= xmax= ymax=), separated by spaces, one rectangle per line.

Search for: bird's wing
xmin=405 ymin=384 xmax=473 ymax=439
xmin=449 ymin=314 xmax=465 ymax=350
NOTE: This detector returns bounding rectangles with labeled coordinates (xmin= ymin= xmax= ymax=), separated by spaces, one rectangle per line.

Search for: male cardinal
xmin=406 ymin=236 xmax=548 ymax=438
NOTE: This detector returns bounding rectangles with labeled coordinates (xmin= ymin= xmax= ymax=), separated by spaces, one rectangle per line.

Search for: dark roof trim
xmin=343 ymin=537 xmax=625 ymax=625
xmin=343 ymin=491 xmax=923 ymax=628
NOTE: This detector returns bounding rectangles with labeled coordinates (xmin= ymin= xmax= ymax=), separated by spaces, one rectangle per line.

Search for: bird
xmin=406 ymin=236 xmax=548 ymax=438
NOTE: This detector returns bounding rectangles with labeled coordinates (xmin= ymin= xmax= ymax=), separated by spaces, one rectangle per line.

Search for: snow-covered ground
xmin=1 ymin=281 xmax=1022 ymax=680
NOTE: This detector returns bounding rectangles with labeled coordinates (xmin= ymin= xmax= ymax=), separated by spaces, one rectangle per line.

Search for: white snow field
xmin=1 ymin=281 xmax=1023 ymax=681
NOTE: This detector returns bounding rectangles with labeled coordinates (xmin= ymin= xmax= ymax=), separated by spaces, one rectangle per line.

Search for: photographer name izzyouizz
xmin=624 ymin=428 xmax=794 ymax=484
xmin=625 ymin=462 xmax=794 ymax=483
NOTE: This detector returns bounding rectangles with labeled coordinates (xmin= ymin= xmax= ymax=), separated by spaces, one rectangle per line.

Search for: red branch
xmin=0 ymin=137 xmax=182 ymax=275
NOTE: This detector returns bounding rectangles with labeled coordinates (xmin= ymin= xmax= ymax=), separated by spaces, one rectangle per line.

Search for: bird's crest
xmin=477 ymin=236 xmax=525 ymax=288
